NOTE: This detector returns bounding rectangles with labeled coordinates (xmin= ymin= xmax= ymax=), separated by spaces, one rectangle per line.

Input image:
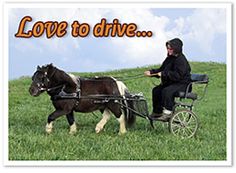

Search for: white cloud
xmin=179 ymin=8 xmax=226 ymax=55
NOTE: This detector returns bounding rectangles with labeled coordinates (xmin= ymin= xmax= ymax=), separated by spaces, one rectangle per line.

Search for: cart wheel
xmin=169 ymin=110 xmax=199 ymax=138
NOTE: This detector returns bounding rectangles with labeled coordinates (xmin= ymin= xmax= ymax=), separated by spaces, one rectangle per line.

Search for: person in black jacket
xmin=144 ymin=38 xmax=191 ymax=121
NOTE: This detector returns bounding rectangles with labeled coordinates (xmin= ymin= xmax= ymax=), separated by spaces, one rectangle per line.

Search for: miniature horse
xmin=29 ymin=64 xmax=135 ymax=135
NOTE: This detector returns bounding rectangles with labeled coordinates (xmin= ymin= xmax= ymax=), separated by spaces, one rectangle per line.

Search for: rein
xmin=47 ymin=85 xmax=64 ymax=92
xmin=38 ymin=84 xmax=64 ymax=92
xmin=81 ymin=73 xmax=146 ymax=81
xmin=115 ymin=73 xmax=145 ymax=81
xmin=111 ymin=72 xmax=160 ymax=81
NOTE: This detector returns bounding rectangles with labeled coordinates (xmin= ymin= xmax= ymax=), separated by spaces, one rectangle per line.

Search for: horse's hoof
xmin=45 ymin=123 xmax=53 ymax=134
xmin=46 ymin=128 xmax=52 ymax=134
xmin=95 ymin=125 xmax=103 ymax=134
xmin=69 ymin=130 xmax=77 ymax=135
xmin=69 ymin=123 xmax=77 ymax=135
xmin=118 ymin=130 xmax=127 ymax=135
xmin=69 ymin=129 xmax=77 ymax=135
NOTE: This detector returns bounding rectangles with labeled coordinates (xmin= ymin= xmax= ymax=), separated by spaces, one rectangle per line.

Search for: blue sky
xmin=8 ymin=8 xmax=227 ymax=79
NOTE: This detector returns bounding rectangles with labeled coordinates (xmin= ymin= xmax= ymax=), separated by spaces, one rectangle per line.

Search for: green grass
xmin=8 ymin=62 xmax=226 ymax=160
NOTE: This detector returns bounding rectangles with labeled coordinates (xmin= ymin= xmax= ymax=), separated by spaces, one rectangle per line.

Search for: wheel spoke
xmin=172 ymin=126 xmax=181 ymax=134
xmin=185 ymin=126 xmax=194 ymax=136
xmin=180 ymin=112 xmax=185 ymax=122
xmin=187 ymin=122 xmax=197 ymax=129
xmin=176 ymin=128 xmax=181 ymax=136
xmin=176 ymin=114 xmax=184 ymax=125
xmin=171 ymin=123 xmax=181 ymax=128
xmin=180 ymin=128 xmax=185 ymax=137
xmin=186 ymin=114 xmax=194 ymax=122
xmin=182 ymin=112 xmax=188 ymax=122
xmin=187 ymin=119 xmax=197 ymax=128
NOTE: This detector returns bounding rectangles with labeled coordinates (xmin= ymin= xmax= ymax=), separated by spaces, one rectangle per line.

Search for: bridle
xmin=32 ymin=68 xmax=63 ymax=92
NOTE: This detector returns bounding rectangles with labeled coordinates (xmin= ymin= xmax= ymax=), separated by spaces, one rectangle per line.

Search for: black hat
xmin=166 ymin=38 xmax=183 ymax=54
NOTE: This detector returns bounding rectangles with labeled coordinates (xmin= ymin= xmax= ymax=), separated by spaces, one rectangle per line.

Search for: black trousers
xmin=152 ymin=83 xmax=187 ymax=113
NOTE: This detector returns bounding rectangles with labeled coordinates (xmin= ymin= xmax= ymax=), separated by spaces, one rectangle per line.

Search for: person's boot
xmin=156 ymin=109 xmax=172 ymax=122
xmin=149 ymin=112 xmax=162 ymax=119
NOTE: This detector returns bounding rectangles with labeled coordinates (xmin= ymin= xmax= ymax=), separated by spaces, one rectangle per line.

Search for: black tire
xmin=169 ymin=110 xmax=199 ymax=138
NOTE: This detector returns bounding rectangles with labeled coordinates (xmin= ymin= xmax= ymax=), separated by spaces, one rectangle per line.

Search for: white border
xmin=3 ymin=1 xmax=232 ymax=167
xmin=226 ymin=3 xmax=232 ymax=165
xmin=3 ymin=2 xmax=232 ymax=8
xmin=3 ymin=0 xmax=10 ymax=168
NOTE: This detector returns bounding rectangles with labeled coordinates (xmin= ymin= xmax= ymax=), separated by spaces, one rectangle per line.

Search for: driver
xmin=144 ymin=38 xmax=191 ymax=121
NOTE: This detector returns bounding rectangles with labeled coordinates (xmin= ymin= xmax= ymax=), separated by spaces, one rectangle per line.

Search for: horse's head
xmin=29 ymin=64 xmax=54 ymax=96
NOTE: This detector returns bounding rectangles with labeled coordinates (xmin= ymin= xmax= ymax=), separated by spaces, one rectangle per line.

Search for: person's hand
xmin=144 ymin=71 xmax=151 ymax=77
xmin=157 ymin=72 xmax=161 ymax=77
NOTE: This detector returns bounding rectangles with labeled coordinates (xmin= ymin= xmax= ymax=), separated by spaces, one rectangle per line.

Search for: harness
xmin=50 ymin=78 xmax=81 ymax=101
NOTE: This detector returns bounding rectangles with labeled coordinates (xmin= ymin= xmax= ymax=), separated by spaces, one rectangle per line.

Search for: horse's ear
xmin=48 ymin=63 xmax=53 ymax=67
xmin=37 ymin=65 xmax=41 ymax=70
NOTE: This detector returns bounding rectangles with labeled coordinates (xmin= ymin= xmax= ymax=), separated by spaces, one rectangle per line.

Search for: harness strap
xmin=52 ymin=77 xmax=81 ymax=100
xmin=47 ymin=85 xmax=64 ymax=92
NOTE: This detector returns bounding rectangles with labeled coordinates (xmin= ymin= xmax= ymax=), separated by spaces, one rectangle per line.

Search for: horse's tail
xmin=124 ymin=90 xmax=136 ymax=127
xmin=115 ymin=80 xmax=136 ymax=127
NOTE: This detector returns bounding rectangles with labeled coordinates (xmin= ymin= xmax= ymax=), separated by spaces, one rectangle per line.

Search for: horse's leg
xmin=114 ymin=80 xmax=128 ymax=135
xmin=117 ymin=112 xmax=127 ymax=135
xmin=95 ymin=108 xmax=111 ymax=133
xmin=66 ymin=111 xmax=77 ymax=134
xmin=46 ymin=110 xmax=69 ymax=134
xmin=108 ymin=105 xmax=127 ymax=135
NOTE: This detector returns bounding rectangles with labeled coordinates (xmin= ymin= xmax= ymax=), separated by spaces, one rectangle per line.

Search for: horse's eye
xmin=38 ymin=74 xmax=44 ymax=79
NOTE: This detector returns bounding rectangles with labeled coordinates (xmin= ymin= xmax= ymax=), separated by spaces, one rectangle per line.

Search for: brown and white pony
xmin=29 ymin=64 xmax=135 ymax=135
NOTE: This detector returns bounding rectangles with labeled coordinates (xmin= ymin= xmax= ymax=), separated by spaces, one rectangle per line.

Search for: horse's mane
xmin=45 ymin=64 xmax=78 ymax=92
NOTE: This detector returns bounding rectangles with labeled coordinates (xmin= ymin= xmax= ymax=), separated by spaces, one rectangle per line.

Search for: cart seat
xmin=174 ymin=74 xmax=209 ymax=101
xmin=176 ymin=91 xmax=198 ymax=100
xmin=191 ymin=74 xmax=209 ymax=83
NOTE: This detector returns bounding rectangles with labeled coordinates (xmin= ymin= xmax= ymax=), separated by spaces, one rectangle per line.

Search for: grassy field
xmin=8 ymin=62 xmax=227 ymax=161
